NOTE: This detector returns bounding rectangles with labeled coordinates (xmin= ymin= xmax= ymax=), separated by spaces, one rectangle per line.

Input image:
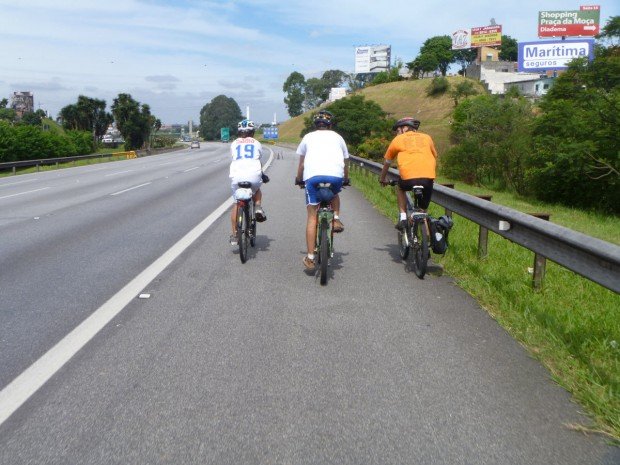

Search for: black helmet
xmin=392 ymin=117 xmax=420 ymax=131
xmin=314 ymin=110 xmax=334 ymax=128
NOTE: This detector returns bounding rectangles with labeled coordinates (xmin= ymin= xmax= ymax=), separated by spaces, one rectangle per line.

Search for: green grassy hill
xmin=277 ymin=76 xmax=485 ymax=154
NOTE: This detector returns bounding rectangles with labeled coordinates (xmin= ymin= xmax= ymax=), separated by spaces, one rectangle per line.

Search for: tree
xmin=529 ymin=41 xmax=620 ymax=212
xmin=300 ymin=95 xmax=391 ymax=149
xmin=416 ymin=35 xmax=455 ymax=76
xmin=453 ymin=48 xmax=477 ymax=75
xmin=111 ymin=93 xmax=158 ymax=150
xmin=59 ymin=96 xmax=112 ymax=145
xmin=283 ymin=71 xmax=306 ymax=117
xmin=321 ymin=70 xmax=348 ymax=90
xmin=499 ymin=35 xmax=519 ymax=61
xmin=199 ymin=95 xmax=243 ymax=141
xmin=597 ymin=15 xmax=620 ymax=47
xmin=20 ymin=111 xmax=43 ymax=126
xmin=304 ymin=77 xmax=326 ymax=110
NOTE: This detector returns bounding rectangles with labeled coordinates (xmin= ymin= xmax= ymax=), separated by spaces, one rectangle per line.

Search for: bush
xmin=426 ymin=76 xmax=450 ymax=96
xmin=356 ymin=137 xmax=390 ymax=161
xmin=443 ymin=94 xmax=534 ymax=193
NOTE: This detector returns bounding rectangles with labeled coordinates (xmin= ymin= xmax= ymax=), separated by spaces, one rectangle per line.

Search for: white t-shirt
xmin=229 ymin=137 xmax=263 ymax=179
xmin=296 ymin=130 xmax=349 ymax=180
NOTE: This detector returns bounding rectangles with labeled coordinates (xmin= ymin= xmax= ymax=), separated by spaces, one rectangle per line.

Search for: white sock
xmin=307 ymin=253 xmax=315 ymax=260
xmin=334 ymin=215 xmax=340 ymax=220
xmin=400 ymin=212 xmax=407 ymax=221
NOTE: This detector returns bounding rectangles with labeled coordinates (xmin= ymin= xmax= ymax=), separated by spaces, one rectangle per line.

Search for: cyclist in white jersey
xmin=229 ymin=119 xmax=267 ymax=245
xmin=295 ymin=110 xmax=349 ymax=270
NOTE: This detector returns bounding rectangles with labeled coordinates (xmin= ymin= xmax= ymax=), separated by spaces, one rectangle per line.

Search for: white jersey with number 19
xmin=229 ymin=137 xmax=263 ymax=180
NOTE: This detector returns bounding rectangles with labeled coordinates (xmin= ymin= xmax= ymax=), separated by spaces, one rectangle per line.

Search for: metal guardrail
xmin=0 ymin=145 xmax=186 ymax=174
xmin=349 ymin=154 xmax=620 ymax=293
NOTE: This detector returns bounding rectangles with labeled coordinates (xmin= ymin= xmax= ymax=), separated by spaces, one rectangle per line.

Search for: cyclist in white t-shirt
xmin=295 ymin=110 xmax=350 ymax=270
xmin=229 ymin=119 xmax=267 ymax=245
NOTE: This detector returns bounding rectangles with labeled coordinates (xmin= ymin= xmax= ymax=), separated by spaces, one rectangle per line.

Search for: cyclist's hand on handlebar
xmin=379 ymin=178 xmax=389 ymax=187
xmin=294 ymin=177 xmax=305 ymax=188
xmin=261 ymin=173 xmax=270 ymax=183
xmin=343 ymin=178 xmax=351 ymax=187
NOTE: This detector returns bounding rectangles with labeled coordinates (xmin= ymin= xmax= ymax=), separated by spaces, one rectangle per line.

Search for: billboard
xmin=538 ymin=6 xmax=600 ymax=37
xmin=471 ymin=25 xmax=502 ymax=47
xmin=452 ymin=29 xmax=471 ymax=50
xmin=354 ymin=45 xmax=391 ymax=74
xmin=518 ymin=39 xmax=595 ymax=72
xmin=452 ymin=25 xmax=502 ymax=49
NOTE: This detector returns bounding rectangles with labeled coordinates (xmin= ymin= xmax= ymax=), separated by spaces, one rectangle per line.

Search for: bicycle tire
xmin=319 ymin=219 xmax=329 ymax=285
xmin=250 ymin=204 xmax=256 ymax=247
xmin=398 ymin=223 xmax=410 ymax=260
xmin=412 ymin=219 xmax=429 ymax=279
xmin=238 ymin=205 xmax=249 ymax=263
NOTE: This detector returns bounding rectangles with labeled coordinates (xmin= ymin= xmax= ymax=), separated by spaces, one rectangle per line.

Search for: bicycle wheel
xmin=319 ymin=219 xmax=329 ymax=285
xmin=238 ymin=205 xmax=249 ymax=263
xmin=412 ymin=219 xmax=429 ymax=279
xmin=398 ymin=222 xmax=410 ymax=260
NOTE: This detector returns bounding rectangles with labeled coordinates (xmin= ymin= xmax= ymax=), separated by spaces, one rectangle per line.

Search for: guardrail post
xmin=12 ymin=166 xmax=16 ymax=175
xmin=36 ymin=164 xmax=40 ymax=172
xmin=530 ymin=213 xmax=551 ymax=290
xmin=476 ymin=195 xmax=492 ymax=258
xmin=440 ymin=184 xmax=455 ymax=217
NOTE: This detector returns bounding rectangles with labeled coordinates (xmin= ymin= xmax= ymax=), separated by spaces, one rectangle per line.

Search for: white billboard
xmin=355 ymin=45 xmax=391 ymax=74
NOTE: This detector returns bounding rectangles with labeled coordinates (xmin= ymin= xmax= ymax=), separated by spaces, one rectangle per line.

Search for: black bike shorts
xmin=398 ymin=178 xmax=434 ymax=209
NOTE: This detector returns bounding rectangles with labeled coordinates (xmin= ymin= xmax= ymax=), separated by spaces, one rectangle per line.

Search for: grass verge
xmin=350 ymin=165 xmax=620 ymax=442
xmin=0 ymin=153 xmax=130 ymax=178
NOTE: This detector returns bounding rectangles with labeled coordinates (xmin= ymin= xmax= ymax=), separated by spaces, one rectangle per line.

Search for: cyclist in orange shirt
xmin=379 ymin=117 xmax=438 ymax=230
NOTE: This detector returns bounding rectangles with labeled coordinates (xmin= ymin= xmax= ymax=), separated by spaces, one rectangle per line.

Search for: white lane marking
xmin=110 ymin=182 xmax=151 ymax=196
xmin=0 ymin=178 xmax=38 ymax=188
xmin=154 ymin=161 xmax=175 ymax=167
xmin=0 ymin=187 xmax=50 ymax=200
xmin=183 ymin=167 xmax=199 ymax=173
xmin=0 ymin=196 xmax=234 ymax=427
xmin=105 ymin=170 xmax=135 ymax=177
xmin=0 ymin=149 xmax=275 ymax=427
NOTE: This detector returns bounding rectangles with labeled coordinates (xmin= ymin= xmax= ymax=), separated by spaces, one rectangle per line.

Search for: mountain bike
xmin=296 ymin=179 xmax=345 ymax=285
xmin=389 ymin=180 xmax=429 ymax=279
xmin=234 ymin=181 xmax=257 ymax=263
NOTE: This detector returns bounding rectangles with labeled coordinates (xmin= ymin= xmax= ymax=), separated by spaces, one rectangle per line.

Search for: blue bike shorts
xmin=304 ymin=175 xmax=343 ymax=206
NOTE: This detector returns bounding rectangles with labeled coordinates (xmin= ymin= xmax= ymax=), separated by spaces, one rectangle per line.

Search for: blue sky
xmin=1 ymin=0 xmax=618 ymax=125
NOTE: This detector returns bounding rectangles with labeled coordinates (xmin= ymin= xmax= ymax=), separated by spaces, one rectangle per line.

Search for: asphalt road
xmin=0 ymin=143 xmax=617 ymax=464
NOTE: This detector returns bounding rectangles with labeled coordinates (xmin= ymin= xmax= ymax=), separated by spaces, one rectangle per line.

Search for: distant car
xmin=190 ymin=141 xmax=200 ymax=149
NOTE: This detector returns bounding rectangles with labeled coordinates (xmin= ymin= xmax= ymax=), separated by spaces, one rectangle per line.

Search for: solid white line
xmin=0 ymin=178 xmax=38 ymax=188
xmin=0 ymin=148 xmax=275 ymax=427
xmin=154 ymin=162 xmax=175 ymax=167
xmin=183 ymin=167 xmax=199 ymax=172
xmin=0 ymin=196 xmax=234 ymax=427
xmin=105 ymin=170 xmax=135 ymax=177
xmin=110 ymin=182 xmax=151 ymax=196
xmin=0 ymin=187 xmax=50 ymax=200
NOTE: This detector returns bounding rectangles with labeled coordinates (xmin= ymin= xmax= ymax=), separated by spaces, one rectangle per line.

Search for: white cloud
xmin=0 ymin=0 xmax=618 ymax=123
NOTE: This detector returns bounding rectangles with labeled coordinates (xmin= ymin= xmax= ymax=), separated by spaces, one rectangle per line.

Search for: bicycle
xmin=296 ymin=179 xmax=346 ymax=285
xmin=388 ymin=179 xmax=429 ymax=279
xmin=233 ymin=181 xmax=257 ymax=263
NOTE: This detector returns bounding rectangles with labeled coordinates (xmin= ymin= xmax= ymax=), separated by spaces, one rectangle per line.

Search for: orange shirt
xmin=384 ymin=131 xmax=437 ymax=179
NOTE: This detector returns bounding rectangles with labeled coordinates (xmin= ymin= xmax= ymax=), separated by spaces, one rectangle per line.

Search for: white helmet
xmin=238 ymin=119 xmax=255 ymax=133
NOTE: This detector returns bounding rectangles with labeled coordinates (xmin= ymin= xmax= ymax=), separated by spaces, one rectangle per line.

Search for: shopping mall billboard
xmin=518 ymin=39 xmax=595 ymax=72
xmin=538 ymin=6 xmax=600 ymax=37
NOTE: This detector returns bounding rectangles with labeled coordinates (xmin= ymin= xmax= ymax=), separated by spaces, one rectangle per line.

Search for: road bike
xmin=234 ymin=181 xmax=257 ymax=263
xmin=296 ymin=180 xmax=344 ymax=285
xmin=389 ymin=180 xmax=430 ymax=279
